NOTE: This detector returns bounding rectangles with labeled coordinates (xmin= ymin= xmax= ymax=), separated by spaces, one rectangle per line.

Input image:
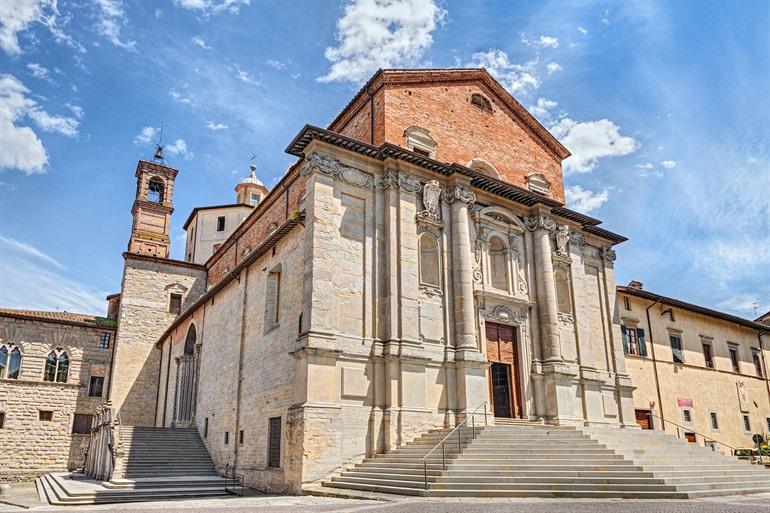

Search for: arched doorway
xmin=174 ymin=324 xmax=198 ymax=426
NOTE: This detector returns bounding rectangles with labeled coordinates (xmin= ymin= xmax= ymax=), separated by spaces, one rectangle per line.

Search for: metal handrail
xmin=647 ymin=412 xmax=736 ymax=451
xmin=224 ymin=463 xmax=244 ymax=496
xmin=422 ymin=401 xmax=488 ymax=491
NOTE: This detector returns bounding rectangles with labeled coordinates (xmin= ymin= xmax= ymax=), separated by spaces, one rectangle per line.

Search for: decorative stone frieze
xmin=300 ymin=152 xmax=375 ymax=189
xmin=481 ymin=304 xmax=528 ymax=325
xmin=419 ymin=285 xmax=443 ymax=298
xmin=442 ymin=183 xmax=476 ymax=207
xmin=554 ymin=225 xmax=570 ymax=259
xmin=558 ymin=312 xmax=574 ymax=326
xmin=602 ymin=247 xmax=617 ymax=263
xmin=379 ymin=168 xmax=421 ymax=194
xmin=569 ymin=230 xmax=586 ymax=247
xmin=525 ymin=214 xmax=556 ymax=233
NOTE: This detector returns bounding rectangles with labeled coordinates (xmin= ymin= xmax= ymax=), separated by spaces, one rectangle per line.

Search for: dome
xmin=241 ymin=165 xmax=264 ymax=187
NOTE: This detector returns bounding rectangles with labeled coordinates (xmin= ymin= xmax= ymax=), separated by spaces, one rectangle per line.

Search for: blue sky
xmin=0 ymin=0 xmax=768 ymax=319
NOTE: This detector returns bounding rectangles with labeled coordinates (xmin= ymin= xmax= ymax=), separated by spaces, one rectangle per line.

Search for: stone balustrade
xmin=83 ymin=402 xmax=123 ymax=481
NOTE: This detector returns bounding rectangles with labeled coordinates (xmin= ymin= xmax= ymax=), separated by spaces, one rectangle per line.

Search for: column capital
xmin=525 ymin=213 xmax=556 ymax=233
xmin=443 ymin=183 xmax=476 ymax=207
xmin=378 ymin=168 xmax=421 ymax=194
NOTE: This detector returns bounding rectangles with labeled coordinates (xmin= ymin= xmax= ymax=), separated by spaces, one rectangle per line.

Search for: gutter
xmin=645 ymin=298 xmax=665 ymax=430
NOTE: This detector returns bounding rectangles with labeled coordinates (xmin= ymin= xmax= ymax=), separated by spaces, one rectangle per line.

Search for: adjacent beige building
xmin=0 ymin=308 xmax=117 ymax=481
xmin=618 ymin=282 xmax=770 ymax=453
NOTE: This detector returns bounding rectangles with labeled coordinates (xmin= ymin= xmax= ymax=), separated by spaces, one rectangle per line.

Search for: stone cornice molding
xmin=299 ymin=152 xmax=375 ymax=190
xmin=525 ymin=213 xmax=556 ymax=233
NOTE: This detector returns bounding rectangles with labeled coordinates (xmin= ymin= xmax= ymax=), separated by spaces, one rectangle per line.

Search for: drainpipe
xmin=758 ymin=329 xmax=770 ymax=406
xmin=645 ymin=299 xmax=665 ymax=430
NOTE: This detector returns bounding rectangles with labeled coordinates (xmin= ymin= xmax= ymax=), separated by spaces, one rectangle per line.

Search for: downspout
xmin=645 ymin=299 xmax=665 ymax=430
xmin=232 ymin=268 xmax=250 ymax=469
xmin=154 ymin=338 xmax=164 ymax=426
xmin=758 ymin=329 xmax=770 ymax=406
xmin=106 ymin=328 xmax=118 ymax=401
xmin=162 ymin=335 xmax=173 ymax=427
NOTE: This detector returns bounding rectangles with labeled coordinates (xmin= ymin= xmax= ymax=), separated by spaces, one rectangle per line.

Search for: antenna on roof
xmin=153 ymin=121 xmax=167 ymax=163
xmin=753 ymin=302 xmax=759 ymax=318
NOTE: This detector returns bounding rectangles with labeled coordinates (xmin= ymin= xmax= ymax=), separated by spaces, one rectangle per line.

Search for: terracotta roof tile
xmin=0 ymin=308 xmax=117 ymax=329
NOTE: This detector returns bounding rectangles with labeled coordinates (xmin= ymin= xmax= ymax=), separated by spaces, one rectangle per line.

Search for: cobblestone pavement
xmin=2 ymin=493 xmax=769 ymax=513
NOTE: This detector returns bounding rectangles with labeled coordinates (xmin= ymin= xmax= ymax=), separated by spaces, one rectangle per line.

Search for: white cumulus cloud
xmin=0 ymin=0 xmax=82 ymax=55
xmin=528 ymin=97 xmax=557 ymax=120
xmin=133 ymin=126 xmax=158 ymax=145
xmin=550 ymin=117 xmax=638 ymax=173
xmin=319 ymin=0 xmax=446 ymax=83
xmin=266 ymin=59 xmax=286 ymax=70
xmin=565 ymin=185 xmax=609 ymax=214
xmin=175 ymin=0 xmax=250 ymax=16
xmin=661 ymin=159 xmax=677 ymax=169
xmin=471 ymin=49 xmax=540 ymax=95
xmin=165 ymin=138 xmax=193 ymax=160
xmin=26 ymin=63 xmax=49 ymax=80
xmin=94 ymin=0 xmax=136 ymax=51
xmin=546 ymin=62 xmax=562 ymax=74
xmin=205 ymin=121 xmax=228 ymax=131
xmin=537 ymin=35 xmax=559 ymax=48
xmin=191 ymin=35 xmax=211 ymax=49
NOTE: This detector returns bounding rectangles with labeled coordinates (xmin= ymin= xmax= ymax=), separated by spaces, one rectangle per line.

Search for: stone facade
xmin=0 ymin=310 xmax=116 ymax=481
xmin=618 ymin=285 xmax=770 ymax=453
xmin=183 ymin=204 xmax=253 ymax=265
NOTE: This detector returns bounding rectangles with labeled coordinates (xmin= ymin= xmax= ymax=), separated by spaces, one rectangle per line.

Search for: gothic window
xmin=44 ymin=351 xmax=69 ymax=383
xmin=489 ymin=236 xmax=508 ymax=290
xmin=419 ymin=233 xmax=441 ymax=288
xmin=0 ymin=346 xmax=22 ymax=380
xmin=470 ymin=93 xmax=493 ymax=112
xmin=404 ymin=126 xmax=437 ymax=158
xmin=147 ymin=178 xmax=164 ymax=203
xmin=184 ymin=324 xmax=197 ymax=356
xmin=554 ymin=269 xmax=572 ymax=314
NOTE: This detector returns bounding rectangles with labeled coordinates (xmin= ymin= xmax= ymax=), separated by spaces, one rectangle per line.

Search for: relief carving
xmin=602 ymin=247 xmax=617 ymax=263
xmin=555 ymin=225 xmax=570 ymax=258
xmin=418 ymin=180 xmax=442 ymax=222
xmin=299 ymin=152 xmax=374 ymax=189
xmin=443 ymin=184 xmax=476 ymax=207
xmin=525 ymin=214 xmax=556 ymax=233
xmin=481 ymin=304 xmax=528 ymax=325
xmin=569 ymin=230 xmax=586 ymax=247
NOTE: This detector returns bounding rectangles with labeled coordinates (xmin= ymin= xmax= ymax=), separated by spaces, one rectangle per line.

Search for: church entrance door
xmin=485 ymin=322 xmax=523 ymax=418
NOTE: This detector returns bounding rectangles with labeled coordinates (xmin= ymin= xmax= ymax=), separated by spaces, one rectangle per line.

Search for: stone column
xmin=526 ymin=213 xmax=562 ymax=361
xmin=446 ymin=182 xmax=477 ymax=351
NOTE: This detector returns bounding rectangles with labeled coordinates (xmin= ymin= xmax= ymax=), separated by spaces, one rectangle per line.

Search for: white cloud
xmin=318 ymin=0 xmax=446 ymax=83
xmin=549 ymin=117 xmax=638 ymax=173
xmin=546 ymin=62 xmax=562 ymax=74
xmin=266 ymin=58 xmax=286 ymax=70
xmin=0 ymin=0 xmax=82 ymax=55
xmin=94 ymin=0 xmax=136 ymax=51
xmin=165 ymin=138 xmax=193 ymax=160
xmin=577 ymin=26 xmax=588 ymax=35
xmin=174 ymin=0 xmax=250 ymax=16
xmin=565 ymin=185 xmax=609 ymax=214
xmin=0 ymin=234 xmax=107 ymax=315
xmin=635 ymin=161 xmax=662 ymax=177
xmin=65 ymin=103 xmax=84 ymax=119
xmin=537 ymin=35 xmax=559 ymax=48
xmin=133 ymin=126 xmax=158 ymax=145
xmin=636 ymin=162 xmax=654 ymax=169
xmin=191 ymin=35 xmax=211 ymax=49
xmin=234 ymin=64 xmax=261 ymax=86
xmin=661 ymin=159 xmax=677 ymax=169
xmin=205 ymin=121 xmax=228 ymax=131
xmin=26 ymin=63 xmax=49 ymax=80
xmin=528 ymin=97 xmax=557 ymax=120
xmin=0 ymin=74 xmax=80 ymax=173
xmin=471 ymin=49 xmax=540 ymax=95
xmin=169 ymin=88 xmax=194 ymax=104
xmin=716 ymin=294 xmax=763 ymax=319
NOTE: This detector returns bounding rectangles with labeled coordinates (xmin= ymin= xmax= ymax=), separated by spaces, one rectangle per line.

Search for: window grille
xmin=268 ymin=417 xmax=281 ymax=468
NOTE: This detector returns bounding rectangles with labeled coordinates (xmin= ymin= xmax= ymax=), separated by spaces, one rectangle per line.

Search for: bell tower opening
xmin=127 ymin=155 xmax=178 ymax=259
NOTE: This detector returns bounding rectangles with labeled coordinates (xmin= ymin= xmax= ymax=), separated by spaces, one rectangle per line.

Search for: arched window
xmin=471 ymin=93 xmax=493 ymax=112
xmin=526 ymin=173 xmax=551 ymax=196
xmin=467 ymin=158 xmax=501 ymax=179
xmin=43 ymin=351 xmax=69 ymax=383
xmin=489 ymin=237 xmax=508 ymax=290
xmin=184 ymin=324 xmax=197 ymax=356
xmin=554 ymin=269 xmax=572 ymax=314
xmin=419 ymin=233 xmax=440 ymax=288
xmin=404 ymin=126 xmax=437 ymax=158
xmin=147 ymin=178 xmax=164 ymax=203
xmin=0 ymin=346 xmax=22 ymax=380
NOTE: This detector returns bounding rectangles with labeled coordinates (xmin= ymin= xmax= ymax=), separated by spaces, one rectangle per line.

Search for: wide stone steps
xmin=322 ymin=420 xmax=770 ymax=498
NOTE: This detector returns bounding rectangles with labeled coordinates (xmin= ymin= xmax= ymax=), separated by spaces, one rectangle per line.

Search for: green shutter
xmin=637 ymin=328 xmax=647 ymax=357
xmin=621 ymin=325 xmax=629 ymax=354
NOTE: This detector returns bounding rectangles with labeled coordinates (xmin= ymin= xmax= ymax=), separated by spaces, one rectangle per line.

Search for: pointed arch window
xmin=0 ymin=346 xmax=22 ymax=380
xmin=489 ymin=236 xmax=508 ymax=290
xmin=419 ymin=233 xmax=441 ymax=288
xmin=183 ymin=324 xmax=197 ymax=356
xmin=44 ymin=350 xmax=69 ymax=383
xmin=147 ymin=178 xmax=164 ymax=204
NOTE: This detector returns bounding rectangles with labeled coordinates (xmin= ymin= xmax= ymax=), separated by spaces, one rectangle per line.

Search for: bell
xmin=154 ymin=146 xmax=164 ymax=161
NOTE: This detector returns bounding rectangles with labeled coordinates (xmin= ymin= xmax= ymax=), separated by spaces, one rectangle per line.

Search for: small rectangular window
xmin=702 ymin=343 xmax=714 ymax=368
xmin=169 ymin=293 xmax=182 ymax=315
xmin=99 ymin=332 xmax=111 ymax=349
xmin=224 ymin=431 xmax=229 ymax=445
xmin=0 ymin=412 xmax=5 ymax=429
xmin=265 ymin=269 xmax=281 ymax=328
xmin=203 ymin=418 xmax=208 ymax=438
xmin=752 ymin=349 xmax=763 ymax=377
xmin=742 ymin=414 xmax=751 ymax=433
xmin=88 ymin=376 xmax=104 ymax=397
xmin=268 ymin=417 xmax=281 ymax=468
xmin=412 ymin=146 xmax=431 ymax=157
xmin=670 ymin=335 xmax=684 ymax=364
xmin=682 ymin=409 xmax=692 ymax=423
xmin=709 ymin=412 xmax=719 ymax=431
xmin=72 ymin=413 xmax=92 ymax=434
xmin=729 ymin=345 xmax=740 ymax=374
xmin=217 ymin=216 xmax=226 ymax=232
xmin=239 ymin=430 xmax=244 ymax=445
xmin=623 ymin=296 xmax=631 ymax=311
xmin=250 ymin=193 xmax=260 ymax=206
xmin=39 ymin=411 xmax=53 ymax=422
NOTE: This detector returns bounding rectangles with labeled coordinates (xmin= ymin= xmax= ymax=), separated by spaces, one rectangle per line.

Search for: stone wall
xmin=110 ymin=255 xmax=206 ymax=426
xmin=0 ymin=314 xmax=115 ymax=481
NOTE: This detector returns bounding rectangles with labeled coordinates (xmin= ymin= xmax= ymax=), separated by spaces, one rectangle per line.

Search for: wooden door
xmin=635 ymin=409 xmax=652 ymax=430
xmin=684 ymin=432 xmax=697 ymax=443
xmin=486 ymin=322 xmax=522 ymax=418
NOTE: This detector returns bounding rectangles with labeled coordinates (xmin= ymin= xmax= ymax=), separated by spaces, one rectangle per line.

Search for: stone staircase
xmin=322 ymin=419 xmax=770 ymax=498
xmin=37 ymin=426 xmax=228 ymax=505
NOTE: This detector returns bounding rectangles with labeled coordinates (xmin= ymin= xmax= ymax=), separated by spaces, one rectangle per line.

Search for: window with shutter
xmin=636 ymin=328 xmax=647 ymax=357
xmin=268 ymin=417 xmax=281 ymax=468
xmin=621 ymin=326 xmax=629 ymax=354
xmin=709 ymin=412 xmax=719 ymax=431
xmin=670 ymin=335 xmax=684 ymax=363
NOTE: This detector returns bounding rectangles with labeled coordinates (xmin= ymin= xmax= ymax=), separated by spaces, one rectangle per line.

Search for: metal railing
xmin=422 ymin=401 xmax=488 ymax=491
xmin=224 ymin=464 xmax=244 ymax=496
xmin=647 ymin=412 xmax=736 ymax=451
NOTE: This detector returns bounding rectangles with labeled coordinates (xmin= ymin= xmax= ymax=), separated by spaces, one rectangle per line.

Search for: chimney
xmin=106 ymin=294 xmax=121 ymax=320
xmin=627 ymin=280 xmax=644 ymax=290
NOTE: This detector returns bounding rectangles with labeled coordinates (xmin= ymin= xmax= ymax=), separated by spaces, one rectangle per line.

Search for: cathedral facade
xmin=101 ymin=69 xmax=636 ymax=492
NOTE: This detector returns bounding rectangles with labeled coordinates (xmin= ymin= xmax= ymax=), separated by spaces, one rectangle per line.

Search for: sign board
xmin=676 ymin=397 xmax=693 ymax=408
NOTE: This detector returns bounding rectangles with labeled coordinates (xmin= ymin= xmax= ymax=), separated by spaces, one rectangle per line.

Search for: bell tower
xmin=128 ymin=149 xmax=178 ymax=259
